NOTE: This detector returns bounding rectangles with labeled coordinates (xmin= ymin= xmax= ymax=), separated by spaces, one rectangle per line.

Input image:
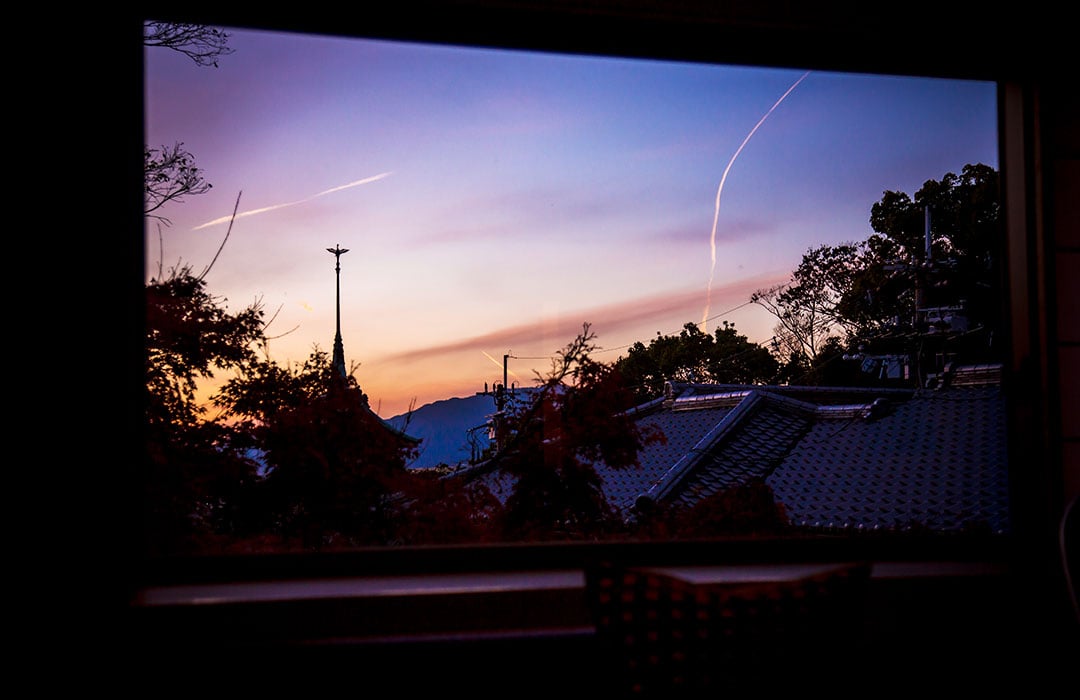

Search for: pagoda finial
xmin=327 ymin=244 xmax=350 ymax=379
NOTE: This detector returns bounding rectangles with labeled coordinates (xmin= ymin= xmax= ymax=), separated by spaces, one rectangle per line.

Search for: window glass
xmin=144 ymin=23 xmax=1003 ymax=556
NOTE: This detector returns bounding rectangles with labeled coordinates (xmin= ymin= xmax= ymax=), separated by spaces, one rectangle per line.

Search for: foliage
xmin=751 ymin=243 xmax=862 ymax=363
xmin=635 ymin=481 xmax=791 ymax=539
xmin=255 ymin=379 xmax=419 ymax=548
xmin=146 ymin=266 xmax=265 ymax=428
xmin=616 ymin=321 xmax=780 ymax=402
xmin=212 ymin=347 xmax=343 ymax=441
xmin=752 ymin=163 xmax=1002 ymax=371
xmin=144 ymin=266 xmax=267 ymax=554
xmin=486 ymin=323 xmax=664 ymax=540
xmin=212 ymin=349 xmax=421 ymax=548
xmin=864 ymin=162 xmax=1002 ymax=338
xmin=390 ymin=470 xmax=505 ymax=546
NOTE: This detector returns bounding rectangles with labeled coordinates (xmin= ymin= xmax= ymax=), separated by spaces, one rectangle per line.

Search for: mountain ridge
xmin=386 ymin=388 xmax=541 ymax=469
xmin=386 ymin=393 xmax=497 ymax=469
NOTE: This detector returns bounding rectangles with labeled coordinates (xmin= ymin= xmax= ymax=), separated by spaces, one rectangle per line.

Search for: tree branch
xmin=143 ymin=22 xmax=235 ymax=67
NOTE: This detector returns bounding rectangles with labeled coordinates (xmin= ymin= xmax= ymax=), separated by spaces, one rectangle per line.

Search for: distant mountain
xmin=386 ymin=393 xmax=498 ymax=469
xmin=386 ymin=388 xmax=540 ymax=470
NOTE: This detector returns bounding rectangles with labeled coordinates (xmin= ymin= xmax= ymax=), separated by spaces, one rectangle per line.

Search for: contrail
xmin=191 ymin=171 xmax=393 ymax=231
xmin=481 ymin=350 xmax=523 ymax=381
xmin=701 ymin=71 xmax=810 ymax=331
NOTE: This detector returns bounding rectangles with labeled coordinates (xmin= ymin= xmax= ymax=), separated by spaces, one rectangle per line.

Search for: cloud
xmin=379 ymin=270 xmax=786 ymax=365
xmin=410 ymin=184 xmax=656 ymax=247
xmin=191 ymin=172 xmax=393 ymax=231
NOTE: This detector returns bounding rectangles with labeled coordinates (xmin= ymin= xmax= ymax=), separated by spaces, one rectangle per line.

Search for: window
xmin=123 ymin=6 xmax=1074 ymax=673
xmin=142 ymin=13 xmax=1014 ymax=554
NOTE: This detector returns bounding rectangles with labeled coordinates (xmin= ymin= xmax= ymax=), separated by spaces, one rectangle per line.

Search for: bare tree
xmin=145 ymin=143 xmax=212 ymax=224
xmin=143 ymin=22 xmax=234 ymax=67
xmin=143 ymin=22 xmax=232 ymax=223
xmin=751 ymin=243 xmax=861 ymax=364
xmin=751 ymin=283 xmax=833 ymax=363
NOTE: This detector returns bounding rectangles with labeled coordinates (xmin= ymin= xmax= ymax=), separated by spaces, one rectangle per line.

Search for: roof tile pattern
xmin=667 ymin=401 xmax=813 ymax=510
xmin=765 ymin=385 xmax=1009 ymax=533
xmin=458 ymin=374 xmax=1010 ymax=535
xmin=599 ymin=406 xmax=735 ymax=512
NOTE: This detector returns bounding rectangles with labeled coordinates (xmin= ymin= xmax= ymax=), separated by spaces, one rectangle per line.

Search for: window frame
xmin=122 ymin=4 xmax=1062 ymax=641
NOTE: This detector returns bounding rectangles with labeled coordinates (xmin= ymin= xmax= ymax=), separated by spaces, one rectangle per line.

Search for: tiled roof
xmin=460 ymin=369 xmax=1010 ymax=535
xmin=633 ymin=379 xmax=1010 ymax=534
xmin=766 ymin=384 xmax=1009 ymax=533
xmin=601 ymin=405 xmax=737 ymax=512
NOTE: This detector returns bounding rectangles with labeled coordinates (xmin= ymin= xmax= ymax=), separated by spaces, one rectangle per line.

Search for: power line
xmin=597 ymin=299 xmax=759 ymax=355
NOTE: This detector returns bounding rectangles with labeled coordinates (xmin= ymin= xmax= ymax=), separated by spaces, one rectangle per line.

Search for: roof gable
xmin=620 ymin=379 xmax=1009 ymax=534
xmin=767 ymin=384 xmax=1008 ymax=533
xmin=456 ymin=372 xmax=1009 ymax=535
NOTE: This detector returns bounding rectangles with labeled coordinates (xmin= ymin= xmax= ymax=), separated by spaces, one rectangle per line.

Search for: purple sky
xmin=144 ymin=24 xmax=998 ymax=418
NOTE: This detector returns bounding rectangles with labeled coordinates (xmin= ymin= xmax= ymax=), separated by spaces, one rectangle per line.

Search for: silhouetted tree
xmin=142 ymin=22 xmax=263 ymax=552
xmin=751 ymin=243 xmax=862 ymax=364
xmin=752 ymin=163 xmax=1001 ymax=374
xmin=143 ymin=21 xmax=234 ymax=67
xmin=145 ymin=142 xmax=213 ymax=224
xmin=213 ymin=347 xmax=341 ymax=441
xmin=143 ymin=21 xmax=231 ymax=224
xmin=488 ymin=323 xmax=664 ymax=540
xmin=616 ymin=321 xmax=779 ymax=401
xmin=144 ymin=265 xmax=266 ymax=554
xmin=391 ymin=469 xmax=505 ymax=546
xmin=213 ymin=348 xmax=421 ymax=549
xmin=255 ymin=377 xmax=418 ymax=549
xmin=862 ymin=162 xmax=1001 ymax=342
xmin=775 ymin=335 xmax=862 ymax=386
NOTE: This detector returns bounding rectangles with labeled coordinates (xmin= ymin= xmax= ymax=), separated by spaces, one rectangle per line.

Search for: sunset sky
xmin=144 ymin=24 xmax=998 ymax=419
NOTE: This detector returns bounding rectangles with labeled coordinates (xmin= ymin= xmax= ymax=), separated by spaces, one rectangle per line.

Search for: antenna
xmin=925 ymin=206 xmax=932 ymax=262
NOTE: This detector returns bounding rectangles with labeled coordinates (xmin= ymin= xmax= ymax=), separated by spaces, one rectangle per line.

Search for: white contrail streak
xmin=481 ymin=350 xmax=523 ymax=380
xmin=191 ymin=171 xmax=393 ymax=231
xmin=701 ymin=72 xmax=810 ymax=331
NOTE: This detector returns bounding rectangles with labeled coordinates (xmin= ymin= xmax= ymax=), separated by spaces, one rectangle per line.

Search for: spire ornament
xmin=327 ymin=244 xmax=350 ymax=379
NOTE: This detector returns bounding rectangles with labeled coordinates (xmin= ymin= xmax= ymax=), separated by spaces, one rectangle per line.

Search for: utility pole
xmin=502 ymin=354 xmax=509 ymax=408
xmin=485 ymin=353 xmax=514 ymax=455
xmin=915 ymin=206 xmax=931 ymax=318
xmin=327 ymin=244 xmax=350 ymax=380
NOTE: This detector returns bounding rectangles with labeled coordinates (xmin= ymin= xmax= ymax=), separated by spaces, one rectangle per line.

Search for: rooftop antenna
xmin=915 ymin=206 xmax=932 ymax=321
xmin=327 ymin=244 xmax=350 ymax=380
xmin=925 ymin=205 xmax=932 ymax=263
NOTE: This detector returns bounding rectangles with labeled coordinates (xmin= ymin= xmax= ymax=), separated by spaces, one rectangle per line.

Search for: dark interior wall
xmin=1048 ymin=88 xmax=1080 ymax=507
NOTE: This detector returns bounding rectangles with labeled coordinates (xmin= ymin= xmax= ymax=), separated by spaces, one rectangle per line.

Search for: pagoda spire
xmin=327 ymin=244 xmax=350 ymax=379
